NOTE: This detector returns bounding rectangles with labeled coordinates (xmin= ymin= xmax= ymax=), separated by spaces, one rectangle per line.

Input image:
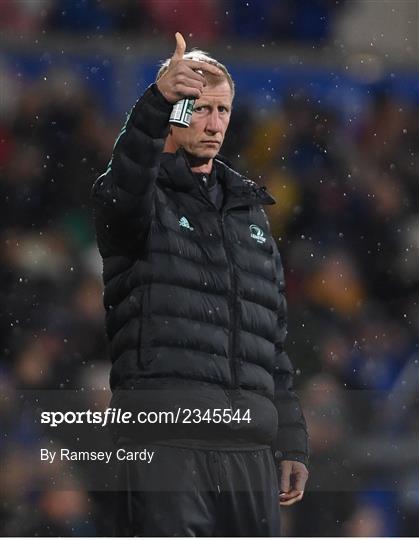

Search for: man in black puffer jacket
xmin=92 ymin=33 xmax=309 ymax=536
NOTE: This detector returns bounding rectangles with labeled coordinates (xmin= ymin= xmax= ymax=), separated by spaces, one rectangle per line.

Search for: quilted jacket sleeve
xmin=91 ymin=83 xmax=172 ymax=234
xmin=272 ymin=246 xmax=309 ymax=467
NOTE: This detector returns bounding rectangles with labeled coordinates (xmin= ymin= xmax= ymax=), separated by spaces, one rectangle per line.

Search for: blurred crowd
xmin=1 ymin=4 xmax=419 ymax=538
xmin=238 ymin=88 xmax=419 ymax=536
xmin=0 ymin=0 xmax=343 ymax=43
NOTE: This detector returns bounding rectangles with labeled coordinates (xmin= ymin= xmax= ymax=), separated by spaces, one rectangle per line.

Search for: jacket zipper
xmin=221 ymin=210 xmax=238 ymax=389
xmin=195 ymin=179 xmax=262 ymax=390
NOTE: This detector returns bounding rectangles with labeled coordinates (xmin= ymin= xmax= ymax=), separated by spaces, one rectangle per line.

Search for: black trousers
xmin=114 ymin=444 xmax=281 ymax=537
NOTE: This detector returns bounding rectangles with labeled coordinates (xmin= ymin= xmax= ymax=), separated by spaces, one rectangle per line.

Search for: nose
xmin=205 ymin=109 xmax=223 ymax=135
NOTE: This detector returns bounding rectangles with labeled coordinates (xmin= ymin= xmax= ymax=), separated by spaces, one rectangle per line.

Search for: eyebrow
xmin=196 ymin=102 xmax=231 ymax=110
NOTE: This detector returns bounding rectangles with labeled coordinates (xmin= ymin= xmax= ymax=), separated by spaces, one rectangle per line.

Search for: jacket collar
xmin=159 ymin=149 xmax=276 ymax=209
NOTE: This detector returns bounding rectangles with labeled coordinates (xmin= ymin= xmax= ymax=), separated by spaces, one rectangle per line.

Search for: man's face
xmin=171 ymin=79 xmax=233 ymax=159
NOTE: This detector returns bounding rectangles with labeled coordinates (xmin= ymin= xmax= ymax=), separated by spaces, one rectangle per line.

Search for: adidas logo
xmin=249 ymin=224 xmax=266 ymax=244
xmin=179 ymin=216 xmax=194 ymax=231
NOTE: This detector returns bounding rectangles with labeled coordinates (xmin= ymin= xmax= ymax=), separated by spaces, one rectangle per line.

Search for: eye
xmin=193 ymin=106 xmax=205 ymax=112
xmin=218 ymin=106 xmax=229 ymax=113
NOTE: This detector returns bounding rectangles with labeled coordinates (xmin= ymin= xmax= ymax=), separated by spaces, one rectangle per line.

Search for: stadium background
xmin=1 ymin=0 xmax=418 ymax=536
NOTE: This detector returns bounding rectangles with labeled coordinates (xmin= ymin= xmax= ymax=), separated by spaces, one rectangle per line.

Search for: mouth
xmin=201 ymin=141 xmax=220 ymax=145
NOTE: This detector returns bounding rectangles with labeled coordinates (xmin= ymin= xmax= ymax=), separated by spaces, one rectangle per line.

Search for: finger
xmin=174 ymin=76 xmax=204 ymax=93
xmin=183 ymin=60 xmax=224 ymax=77
xmin=279 ymin=490 xmax=304 ymax=502
xmin=293 ymin=470 xmax=309 ymax=492
xmin=280 ymin=499 xmax=301 ymax=507
xmin=279 ymin=491 xmax=304 ymax=507
xmin=280 ymin=461 xmax=292 ymax=493
xmin=178 ymin=67 xmax=207 ymax=84
xmin=174 ymin=84 xmax=203 ymax=100
xmin=172 ymin=32 xmax=186 ymax=61
xmin=279 ymin=489 xmax=301 ymax=500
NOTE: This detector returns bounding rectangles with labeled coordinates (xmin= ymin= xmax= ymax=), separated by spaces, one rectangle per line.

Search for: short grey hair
xmin=156 ymin=49 xmax=235 ymax=99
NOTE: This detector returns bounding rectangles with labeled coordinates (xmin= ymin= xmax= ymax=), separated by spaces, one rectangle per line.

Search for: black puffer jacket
xmin=92 ymin=84 xmax=309 ymax=465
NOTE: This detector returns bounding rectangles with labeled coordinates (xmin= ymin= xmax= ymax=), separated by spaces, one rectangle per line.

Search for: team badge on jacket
xmin=249 ymin=224 xmax=266 ymax=244
xmin=179 ymin=216 xmax=194 ymax=231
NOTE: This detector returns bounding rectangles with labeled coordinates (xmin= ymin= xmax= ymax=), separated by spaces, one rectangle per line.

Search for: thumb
xmin=172 ymin=32 xmax=186 ymax=62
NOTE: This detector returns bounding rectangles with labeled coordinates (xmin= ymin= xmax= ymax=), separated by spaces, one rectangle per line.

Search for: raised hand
xmin=156 ymin=32 xmax=223 ymax=104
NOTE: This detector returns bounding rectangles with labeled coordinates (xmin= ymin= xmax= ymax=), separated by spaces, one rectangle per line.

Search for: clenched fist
xmin=279 ymin=460 xmax=309 ymax=506
xmin=156 ymin=32 xmax=223 ymax=104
